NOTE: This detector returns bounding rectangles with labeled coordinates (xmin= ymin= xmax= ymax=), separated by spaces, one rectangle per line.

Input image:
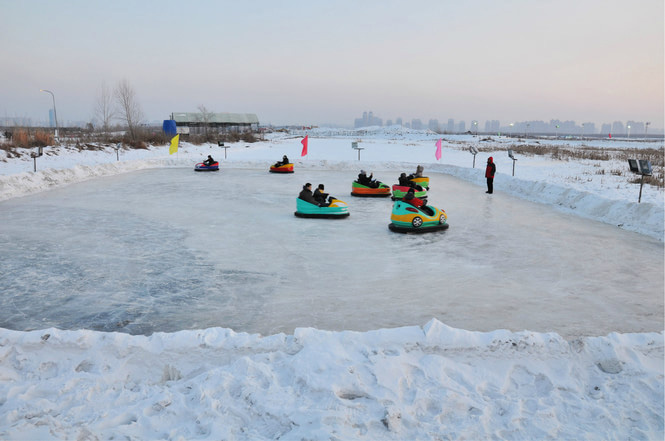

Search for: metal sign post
xmin=218 ymin=141 xmax=230 ymax=159
xmin=628 ymin=159 xmax=653 ymax=203
xmin=469 ymin=146 xmax=478 ymax=168
xmin=113 ymin=143 xmax=121 ymax=161
xmin=352 ymin=141 xmax=364 ymax=160
xmin=508 ymin=149 xmax=517 ymax=176
xmin=30 ymin=146 xmax=43 ymax=172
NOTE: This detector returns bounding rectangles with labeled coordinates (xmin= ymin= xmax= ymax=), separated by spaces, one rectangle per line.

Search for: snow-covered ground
xmin=0 ymin=128 xmax=663 ymax=440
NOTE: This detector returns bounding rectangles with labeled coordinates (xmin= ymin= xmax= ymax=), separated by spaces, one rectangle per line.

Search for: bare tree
xmin=197 ymin=105 xmax=215 ymax=141
xmin=94 ymin=81 xmax=116 ymax=138
xmin=114 ymin=79 xmax=144 ymax=141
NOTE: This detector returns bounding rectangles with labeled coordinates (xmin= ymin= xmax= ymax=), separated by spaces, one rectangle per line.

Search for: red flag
xmin=435 ymin=138 xmax=442 ymax=160
xmin=608 ymin=133 xmax=612 ymax=139
xmin=301 ymin=135 xmax=308 ymax=156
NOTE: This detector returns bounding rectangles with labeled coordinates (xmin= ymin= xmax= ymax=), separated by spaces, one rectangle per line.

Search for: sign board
xmin=176 ymin=126 xmax=190 ymax=135
xmin=469 ymin=146 xmax=478 ymax=155
xmin=508 ymin=149 xmax=515 ymax=159
xmin=218 ymin=141 xmax=225 ymax=147
xmin=638 ymin=160 xmax=653 ymax=176
xmin=352 ymin=142 xmax=358 ymax=149
xmin=628 ymin=159 xmax=653 ymax=176
xmin=628 ymin=159 xmax=640 ymax=173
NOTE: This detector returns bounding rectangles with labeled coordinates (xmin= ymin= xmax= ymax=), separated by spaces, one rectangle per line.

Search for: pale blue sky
xmin=1 ymin=0 xmax=663 ymax=128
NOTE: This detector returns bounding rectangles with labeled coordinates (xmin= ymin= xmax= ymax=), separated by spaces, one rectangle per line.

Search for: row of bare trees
xmin=94 ymin=79 xmax=144 ymax=141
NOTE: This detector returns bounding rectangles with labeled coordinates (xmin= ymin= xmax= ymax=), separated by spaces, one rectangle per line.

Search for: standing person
xmin=485 ymin=157 xmax=496 ymax=194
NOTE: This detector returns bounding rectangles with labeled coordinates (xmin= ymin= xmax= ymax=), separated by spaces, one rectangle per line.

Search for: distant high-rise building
xmin=386 ymin=119 xmax=393 ymax=126
xmin=395 ymin=117 xmax=402 ymax=126
xmin=601 ymin=123 xmax=612 ymax=135
xmin=626 ymin=121 xmax=644 ymax=135
xmin=428 ymin=119 xmax=439 ymax=132
xmin=581 ymin=122 xmax=596 ymax=135
xmin=354 ymin=111 xmax=383 ymax=128
xmin=446 ymin=119 xmax=455 ymax=133
xmin=612 ymin=121 xmax=625 ymax=135
xmin=411 ymin=119 xmax=423 ymax=130
xmin=458 ymin=121 xmax=466 ymax=132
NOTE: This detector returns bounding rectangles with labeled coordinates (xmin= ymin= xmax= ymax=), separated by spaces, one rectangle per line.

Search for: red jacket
xmin=404 ymin=194 xmax=424 ymax=208
xmin=485 ymin=157 xmax=496 ymax=178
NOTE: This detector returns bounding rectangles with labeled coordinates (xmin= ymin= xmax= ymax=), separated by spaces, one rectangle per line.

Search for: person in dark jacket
xmin=275 ymin=155 xmax=289 ymax=167
xmin=298 ymin=183 xmax=318 ymax=205
xmin=203 ymin=155 xmax=216 ymax=166
xmin=398 ymin=172 xmax=423 ymax=191
xmin=485 ymin=156 xmax=496 ymax=194
xmin=398 ymin=172 xmax=413 ymax=187
xmin=313 ymin=184 xmax=330 ymax=206
xmin=357 ymin=170 xmax=376 ymax=187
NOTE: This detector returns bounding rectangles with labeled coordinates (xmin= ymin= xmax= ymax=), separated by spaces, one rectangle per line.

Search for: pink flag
xmin=435 ymin=138 xmax=442 ymax=160
xmin=301 ymin=135 xmax=308 ymax=157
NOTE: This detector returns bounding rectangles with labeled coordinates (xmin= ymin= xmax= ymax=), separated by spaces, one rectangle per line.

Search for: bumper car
xmin=391 ymin=185 xmax=427 ymax=201
xmin=294 ymin=197 xmax=350 ymax=218
xmin=388 ymin=200 xmax=448 ymax=234
xmin=351 ymin=180 xmax=391 ymax=197
xmin=195 ymin=162 xmax=219 ymax=171
xmin=410 ymin=176 xmax=429 ymax=189
xmin=270 ymin=163 xmax=294 ymax=173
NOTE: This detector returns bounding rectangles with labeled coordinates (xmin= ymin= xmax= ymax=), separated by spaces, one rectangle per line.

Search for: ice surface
xmin=1 ymin=167 xmax=661 ymax=338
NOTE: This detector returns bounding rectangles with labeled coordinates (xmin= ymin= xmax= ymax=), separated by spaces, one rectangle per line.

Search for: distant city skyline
xmin=1 ymin=1 xmax=663 ymax=131
xmin=352 ymin=111 xmax=661 ymax=135
xmin=1 ymin=111 xmax=661 ymax=137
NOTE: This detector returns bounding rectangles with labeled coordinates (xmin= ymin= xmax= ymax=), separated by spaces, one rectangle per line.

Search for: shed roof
xmin=172 ymin=112 xmax=259 ymax=124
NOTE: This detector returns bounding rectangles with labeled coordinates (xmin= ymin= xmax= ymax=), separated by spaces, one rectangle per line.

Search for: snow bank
xmin=1 ymin=320 xmax=662 ymax=440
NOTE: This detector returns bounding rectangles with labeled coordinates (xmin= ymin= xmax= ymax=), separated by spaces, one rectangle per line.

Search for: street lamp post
xmin=627 ymin=124 xmax=631 ymax=139
xmin=40 ymin=89 xmax=59 ymax=141
xmin=472 ymin=120 xmax=478 ymax=135
xmin=645 ymin=122 xmax=650 ymax=137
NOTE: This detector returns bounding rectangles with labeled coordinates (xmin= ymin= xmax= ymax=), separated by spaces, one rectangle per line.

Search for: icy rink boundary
xmin=0 ymin=319 xmax=662 ymax=440
xmin=1 ymin=156 xmax=662 ymax=241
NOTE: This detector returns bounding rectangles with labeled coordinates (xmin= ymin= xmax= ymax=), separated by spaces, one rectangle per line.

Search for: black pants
xmin=486 ymin=178 xmax=493 ymax=194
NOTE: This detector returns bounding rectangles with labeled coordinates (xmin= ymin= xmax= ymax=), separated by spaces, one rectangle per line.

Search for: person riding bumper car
xmin=388 ymin=199 xmax=448 ymax=233
xmin=295 ymin=197 xmax=350 ymax=218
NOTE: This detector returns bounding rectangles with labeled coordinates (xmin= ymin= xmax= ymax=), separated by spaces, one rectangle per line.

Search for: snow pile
xmin=1 ymin=320 xmax=662 ymax=440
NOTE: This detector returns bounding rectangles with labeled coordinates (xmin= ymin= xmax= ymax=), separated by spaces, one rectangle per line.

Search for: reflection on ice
xmin=0 ymin=168 xmax=662 ymax=338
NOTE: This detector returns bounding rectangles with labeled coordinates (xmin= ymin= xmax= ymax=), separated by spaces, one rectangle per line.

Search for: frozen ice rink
xmin=1 ymin=167 xmax=662 ymax=338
